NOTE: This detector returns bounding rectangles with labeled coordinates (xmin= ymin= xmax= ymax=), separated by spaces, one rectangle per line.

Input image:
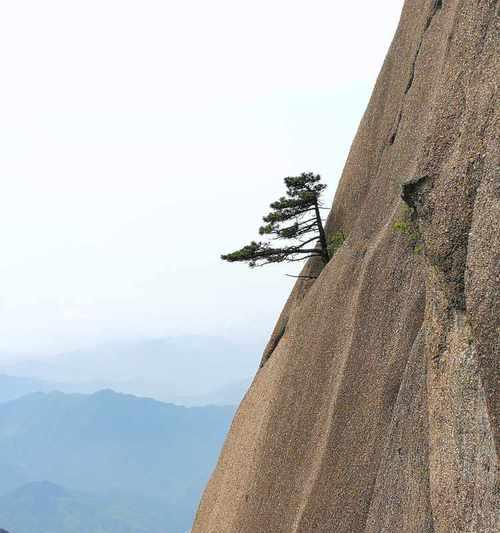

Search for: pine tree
xmin=221 ymin=172 xmax=330 ymax=267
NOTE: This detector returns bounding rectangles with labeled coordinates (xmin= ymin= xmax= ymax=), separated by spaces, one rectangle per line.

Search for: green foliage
xmin=222 ymin=172 xmax=330 ymax=267
xmin=413 ymin=243 xmax=424 ymax=255
xmin=393 ymin=220 xmax=410 ymax=234
xmin=327 ymin=231 xmax=345 ymax=257
xmin=221 ymin=241 xmax=272 ymax=268
xmin=393 ymin=205 xmax=423 ymax=254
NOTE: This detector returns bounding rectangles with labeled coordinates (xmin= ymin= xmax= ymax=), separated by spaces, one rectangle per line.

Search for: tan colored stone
xmin=192 ymin=1 xmax=499 ymax=531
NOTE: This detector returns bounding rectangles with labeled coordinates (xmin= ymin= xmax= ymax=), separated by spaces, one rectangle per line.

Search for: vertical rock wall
xmin=192 ymin=1 xmax=499 ymax=531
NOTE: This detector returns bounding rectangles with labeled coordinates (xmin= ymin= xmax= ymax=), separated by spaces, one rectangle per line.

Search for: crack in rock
xmin=390 ymin=0 xmax=444 ymax=146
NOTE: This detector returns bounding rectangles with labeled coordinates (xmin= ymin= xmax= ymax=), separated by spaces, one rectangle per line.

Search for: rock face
xmin=192 ymin=1 xmax=499 ymax=532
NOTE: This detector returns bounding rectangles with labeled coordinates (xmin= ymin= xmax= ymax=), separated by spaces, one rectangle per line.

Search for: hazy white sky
xmin=0 ymin=1 xmax=404 ymax=355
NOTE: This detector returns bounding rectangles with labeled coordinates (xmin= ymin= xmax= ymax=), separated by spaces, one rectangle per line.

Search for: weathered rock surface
xmin=192 ymin=1 xmax=499 ymax=532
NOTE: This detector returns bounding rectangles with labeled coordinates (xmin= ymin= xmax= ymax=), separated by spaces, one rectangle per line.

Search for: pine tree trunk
xmin=314 ymin=201 xmax=329 ymax=263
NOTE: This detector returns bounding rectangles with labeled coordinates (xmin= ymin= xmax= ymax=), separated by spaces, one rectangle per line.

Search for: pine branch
xmin=221 ymin=171 xmax=330 ymax=269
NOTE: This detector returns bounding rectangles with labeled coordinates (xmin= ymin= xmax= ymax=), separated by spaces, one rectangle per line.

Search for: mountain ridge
xmin=0 ymin=390 xmax=235 ymax=533
xmin=0 ymin=335 xmax=260 ymax=404
xmin=0 ymin=480 xmax=174 ymax=533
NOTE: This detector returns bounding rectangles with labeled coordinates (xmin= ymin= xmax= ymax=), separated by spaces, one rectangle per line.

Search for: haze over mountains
xmin=0 ymin=481 xmax=172 ymax=533
xmin=0 ymin=336 xmax=253 ymax=530
xmin=0 ymin=389 xmax=235 ymax=533
xmin=0 ymin=336 xmax=258 ymax=406
xmin=0 ymin=336 xmax=251 ymax=531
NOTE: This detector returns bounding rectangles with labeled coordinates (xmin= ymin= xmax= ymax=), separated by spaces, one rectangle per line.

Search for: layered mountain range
xmin=0 ymin=390 xmax=234 ymax=533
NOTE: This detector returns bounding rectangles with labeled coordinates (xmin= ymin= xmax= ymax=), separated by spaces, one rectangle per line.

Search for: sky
xmin=0 ymin=0 xmax=404 ymax=356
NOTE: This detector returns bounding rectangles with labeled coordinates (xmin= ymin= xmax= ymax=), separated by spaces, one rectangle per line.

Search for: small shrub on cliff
xmin=221 ymin=172 xmax=330 ymax=267
xmin=393 ymin=205 xmax=422 ymax=254
xmin=327 ymin=231 xmax=345 ymax=257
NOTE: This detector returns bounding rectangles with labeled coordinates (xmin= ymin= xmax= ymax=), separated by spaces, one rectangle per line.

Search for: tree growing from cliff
xmin=221 ymin=172 xmax=330 ymax=267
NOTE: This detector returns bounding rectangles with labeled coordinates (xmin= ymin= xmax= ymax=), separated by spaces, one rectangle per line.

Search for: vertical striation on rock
xmin=192 ymin=1 xmax=499 ymax=532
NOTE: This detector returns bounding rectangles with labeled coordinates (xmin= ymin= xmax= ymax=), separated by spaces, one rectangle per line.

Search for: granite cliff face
xmin=192 ymin=1 xmax=499 ymax=532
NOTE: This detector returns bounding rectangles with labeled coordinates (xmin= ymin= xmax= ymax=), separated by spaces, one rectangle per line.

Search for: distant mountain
xmin=0 ymin=375 xmax=68 ymax=404
xmin=0 ymin=374 xmax=144 ymax=404
xmin=0 ymin=374 xmax=48 ymax=403
xmin=0 ymin=372 xmax=250 ymax=408
xmin=0 ymin=481 xmax=175 ymax=533
xmin=179 ymin=378 xmax=252 ymax=406
xmin=0 ymin=390 xmax=235 ymax=532
xmin=0 ymin=336 xmax=261 ymax=403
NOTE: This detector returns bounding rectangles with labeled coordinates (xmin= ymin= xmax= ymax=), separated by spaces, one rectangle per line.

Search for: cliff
xmin=192 ymin=1 xmax=499 ymax=532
